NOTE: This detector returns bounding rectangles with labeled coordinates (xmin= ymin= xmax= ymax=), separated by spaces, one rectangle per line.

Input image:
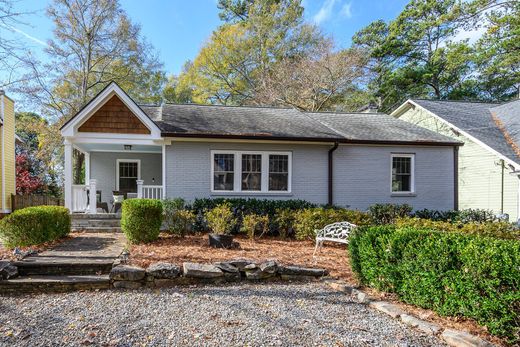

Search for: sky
xmin=6 ymin=0 xmax=410 ymax=76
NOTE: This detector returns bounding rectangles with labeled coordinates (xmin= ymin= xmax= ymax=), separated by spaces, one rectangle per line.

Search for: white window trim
xmin=116 ymin=159 xmax=141 ymax=191
xmin=390 ymin=153 xmax=415 ymax=194
xmin=210 ymin=150 xmax=292 ymax=194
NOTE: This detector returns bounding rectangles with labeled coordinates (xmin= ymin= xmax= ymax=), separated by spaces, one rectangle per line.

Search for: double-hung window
xmin=391 ymin=154 xmax=415 ymax=193
xmin=211 ymin=150 xmax=292 ymax=193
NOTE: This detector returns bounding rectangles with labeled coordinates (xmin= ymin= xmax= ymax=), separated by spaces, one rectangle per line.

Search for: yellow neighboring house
xmin=0 ymin=91 xmax=15 ymax=214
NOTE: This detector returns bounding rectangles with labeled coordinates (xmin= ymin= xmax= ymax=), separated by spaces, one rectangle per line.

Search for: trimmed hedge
xmin=0 ymin=206 xmax=70 ymax=248
xmin=396 ymin=217 xmax=520 ymax=240
xmin=121 ymin=199 xmax=163 ymax=244
xmin=349 ymin=225 xmax=520 ymax=341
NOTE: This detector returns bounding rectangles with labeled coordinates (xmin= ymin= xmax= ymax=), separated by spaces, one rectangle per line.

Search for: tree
xmin=353 ymin=0 xmax=477 ymax=111
xmin=16 ymin=153 xmax=44 ymax=194
xmin=471 ymin=0 xmax=520 ymax=99
xmin=0 ymin=0 xmax=33 ymax=88
xmin=15 ymin=112 xmax=62 ymax=196
xmin=19 ymin=0 xmax=165 ymax=120
xmin=255 ymin=43 xmax=368 ymax=111
xmin=183 ymin=0 xmax=324 ymax=105
xmin=162 ymin=62 xmax=195 ymax=104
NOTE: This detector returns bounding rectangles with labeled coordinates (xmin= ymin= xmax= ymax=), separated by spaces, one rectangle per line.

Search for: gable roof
xmin=394 ymin=99 xmax=520 ymax=165
xmin=60 ymin=82 xmax=161 ymax=138
xmin=138 ymin=103 xmax=460 ymax=146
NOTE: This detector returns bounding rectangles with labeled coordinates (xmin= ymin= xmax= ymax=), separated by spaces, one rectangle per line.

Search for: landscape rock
xmin=369 ymin=301 xmax=407 ymax=318
xmin=400 ymin=314 xmax=441 ymax=335
xmin=280 ymin=274 xmax=318 ymax=281
xmin=279 ymin=265 xmax=328 ymax=277
xmin=183 ymin=262 xmax=224 ymax=278
xmin=243 ymin=263 xmax=257 ymax=271
xmin=214 ymin=262 xmax=240 ymax=273
xmin=323 ymin=279 xmax=354 ymax=294
xmin=259 ymin=260 xmax=278 ymax=273
xmin=0 ymin=261 xmax=18 ymax=280
xmin=113 ymin=281 xmax=143 ymax=289
xmin=146 ymin=263 xmax=181 ymax=279
xmin=441 ymin=329 xmax=494 ymax=347
xmin=109 ymin=265 xmax=146 ymax=281
xmin=227 ymin=259 xmax=255 ymax=270
xmin=352 ymin=288 xmax=371 ymax=303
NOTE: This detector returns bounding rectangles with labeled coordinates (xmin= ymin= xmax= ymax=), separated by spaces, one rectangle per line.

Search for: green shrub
xmin=369 ymin=203 xmax=412 ymax=224
xmin=0 ymin=206 xmax=70 ymax=248
xmin=349 ymin=225 xmax=520 ymax=341
xmin=274 ymin=208 xmax=296 ymax=239
xmin=204 ymin=203 xmax=237 ymax=235
xmin=241 ymin=213 xmax=269 ymax=240
xmin=395 ymin=217 xmax=520 ymax=240
xmin=192 ymin=198 xmax=316 ymax=232
xmin=293 ymin=207 xmax=371 ymax=240
xmin=412 ymin=208 xmax=497 ymax=223
xmin=121 ymin=199 xmax=163 ymax=244
xmin=162 ymin=198 xmax=196 ymax=237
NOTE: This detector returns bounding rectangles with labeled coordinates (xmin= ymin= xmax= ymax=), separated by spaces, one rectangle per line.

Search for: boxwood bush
xmin=349 ymin=225 xmax=520 ymax=341
xmin=0 ymin=206 xmax=70 ymax=248
xmin=121 ymin=199 xmax=163 ymax=244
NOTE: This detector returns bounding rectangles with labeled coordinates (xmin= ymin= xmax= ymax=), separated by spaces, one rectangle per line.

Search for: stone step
xmin=71 ymin=213 xmax=120 ymax=220
xmin=88 ymin=219 xmax=121 ymax=227
xmin=14 ymin=259 xmax=115 ymax=276
xmin=71 ymin=227 xmax=122 ymax=233
xmin=0 ymin=275 xmax=110 ymax=294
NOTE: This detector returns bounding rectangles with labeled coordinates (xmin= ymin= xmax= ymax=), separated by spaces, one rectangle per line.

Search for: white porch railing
xmin=72 ymin=184 xmax=88 ymax=212
xmin=137 ymin=180 xmax=163 ymax=199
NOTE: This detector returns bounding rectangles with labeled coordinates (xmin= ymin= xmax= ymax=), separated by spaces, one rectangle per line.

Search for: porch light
xmin=124 ymin=145 xmax=132 ymax=150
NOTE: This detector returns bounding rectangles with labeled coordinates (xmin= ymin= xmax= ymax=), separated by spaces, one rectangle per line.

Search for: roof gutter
xmin=328 ymin=141 xmax=339 ymax=206
xmin=162 ymin=133 xmax=463 ymax=147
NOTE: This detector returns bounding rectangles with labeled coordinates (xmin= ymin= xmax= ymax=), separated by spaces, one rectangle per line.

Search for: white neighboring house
xmin=60 ymin=82 xmax=462 ymax=214
xmin=393 ymin=99 xmax=520 ymax=221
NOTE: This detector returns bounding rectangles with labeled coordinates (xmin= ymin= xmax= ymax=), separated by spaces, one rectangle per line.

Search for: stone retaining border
xmin=110 ymin=260 xmax=329 ymax=289
xmin=322 ymin=279 xmax=495 ymax=347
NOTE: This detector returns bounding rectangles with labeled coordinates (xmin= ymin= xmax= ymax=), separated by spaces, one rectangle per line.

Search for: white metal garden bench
xmin=313 ymin=221 xmax=357 ymax=258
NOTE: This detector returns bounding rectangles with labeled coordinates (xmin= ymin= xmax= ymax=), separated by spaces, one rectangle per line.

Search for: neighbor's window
xmin=269 ymin=154 xmax=289 ymax=191
xmin=211 ymin=151 xmax=291 ymax=193
xmin=391 ymin=154 xmax=414 ymax=193
xmin=242 ymin=154 xmax=262 ymax=191
xmin=213 ymin=153 xmax=235 ymax=191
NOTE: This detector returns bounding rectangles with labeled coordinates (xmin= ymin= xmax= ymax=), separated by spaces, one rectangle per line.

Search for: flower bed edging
xmin=110 ymin=260 xmax=329 ymax=289
xmin=323 ymin=279 xmax=496 ymax=347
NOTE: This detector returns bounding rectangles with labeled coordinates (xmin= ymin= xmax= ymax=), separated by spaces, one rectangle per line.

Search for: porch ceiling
xmin=76 ymin=143 xmax=162 ymax=153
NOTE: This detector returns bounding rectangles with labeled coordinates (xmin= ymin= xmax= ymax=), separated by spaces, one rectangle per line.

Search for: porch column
xmin=89 ymin=179 xmax=97 ymax=214
xmin=64 ymin=142 xmax=73 ymax=211
xmin=137 ymin=180 xmax=144 ymax=198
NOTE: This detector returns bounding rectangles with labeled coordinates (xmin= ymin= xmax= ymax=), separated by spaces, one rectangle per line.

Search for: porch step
xmin=71 ymin=213 xmax=120 ymax=219
xmin=71 ymin=227 xmax=122 ymax=233
xmin=87 ymin=219 xmax=121 ymax=227
xmin=14 ymin=259 xmax=115 ymax=276
xmin=0 ymin=275 xmax=110 ymax=294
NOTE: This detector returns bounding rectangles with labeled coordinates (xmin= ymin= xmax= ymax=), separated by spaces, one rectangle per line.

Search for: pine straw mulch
xmin=129 ymin=233 xmax=508 ymax=346
xmin=129 ymin=233 xmax=356 ymax=283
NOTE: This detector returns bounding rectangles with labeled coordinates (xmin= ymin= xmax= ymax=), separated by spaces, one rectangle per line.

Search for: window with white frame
xmin=211 ymin=151 xmax=292 ymax=193
xmin=391 ymin=154 xmax=415 ymax=193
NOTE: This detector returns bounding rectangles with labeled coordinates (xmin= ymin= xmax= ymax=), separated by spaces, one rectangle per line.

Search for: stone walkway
xmin=16 ymin=233 xmax=126 ymax=266
xmin=1 ymin=233 xmax=126 ymax=293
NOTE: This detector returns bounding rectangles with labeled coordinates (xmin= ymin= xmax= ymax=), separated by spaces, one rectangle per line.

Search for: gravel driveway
xmin=0 ymin=283 xmax=446 ymax=346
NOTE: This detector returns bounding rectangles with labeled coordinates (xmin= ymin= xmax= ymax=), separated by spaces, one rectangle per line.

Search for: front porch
xmin=67 ymin=143 xmax=165 ymax=214
xmin=60 ymin=83 xmax=167 ymax=214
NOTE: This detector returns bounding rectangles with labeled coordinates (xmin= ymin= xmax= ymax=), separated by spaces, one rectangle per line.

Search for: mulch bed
xmin=129 ymin=233 xmax=356 ymax=283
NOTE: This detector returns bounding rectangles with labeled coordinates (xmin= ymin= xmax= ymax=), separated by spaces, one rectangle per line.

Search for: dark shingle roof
xmin=139 ymin=103 xmax=460 ymax=145
xmin=306 ymin=112 xmax=456 ymax=144
xmin=410 ymin=99 xmax=520 ymax=164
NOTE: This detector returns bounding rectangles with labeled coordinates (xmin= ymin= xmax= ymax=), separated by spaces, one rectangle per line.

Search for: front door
xmin=117 ymin=159 xmax=140 ymax=195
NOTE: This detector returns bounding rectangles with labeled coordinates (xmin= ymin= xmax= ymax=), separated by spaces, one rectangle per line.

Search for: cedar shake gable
xmin=78 ymin=95 xmax=150 ymax=134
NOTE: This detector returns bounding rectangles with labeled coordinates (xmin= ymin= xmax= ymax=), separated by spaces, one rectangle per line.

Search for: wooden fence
xmin=11 ymin=194 xmax=64 ymax=211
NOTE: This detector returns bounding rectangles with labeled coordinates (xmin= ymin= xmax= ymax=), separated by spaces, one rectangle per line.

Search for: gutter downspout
xmin=328 ymin=142 xmax=339 ymax=206
xmin=500 ymin=159 xmax=505 ymax=214
xmin=454 ymin=146 xmax=459 ymax=211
